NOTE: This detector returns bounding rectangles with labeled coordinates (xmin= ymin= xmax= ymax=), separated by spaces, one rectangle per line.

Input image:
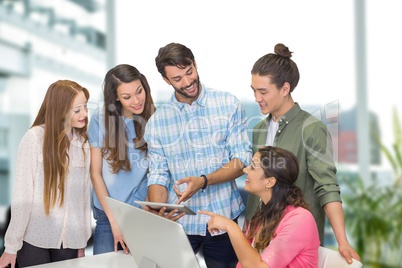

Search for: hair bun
xmin=274 ymin=43 xmax=293 ymax=58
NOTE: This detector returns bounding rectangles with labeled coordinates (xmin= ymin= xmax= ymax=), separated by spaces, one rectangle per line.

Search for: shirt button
xmin=285 ymin=121 xmax=289 ymax=124
xmin=278 ymin=130 xmax=281 ymax=133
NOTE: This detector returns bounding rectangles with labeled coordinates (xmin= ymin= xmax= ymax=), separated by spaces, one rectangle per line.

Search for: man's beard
xmin=173 ymin=75 xmax=201 ymax=100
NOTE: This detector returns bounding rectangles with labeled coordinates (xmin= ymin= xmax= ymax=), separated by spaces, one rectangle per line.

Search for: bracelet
xmin=201 ymin=175 xmax=208 ymax=192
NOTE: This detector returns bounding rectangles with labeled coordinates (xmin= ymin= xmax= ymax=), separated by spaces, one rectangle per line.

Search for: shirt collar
xmin=70 ymin=128 xmax=89 ymax=148
xmin=170 ymin=83 xmax=207 ymax=110
xmin=266 ymin=102 xmax=301 ymax=125
xmin=70 ymin=128 xmax=80 ymax=144
xmin=70 ymin=128 xmax=79 ymax=141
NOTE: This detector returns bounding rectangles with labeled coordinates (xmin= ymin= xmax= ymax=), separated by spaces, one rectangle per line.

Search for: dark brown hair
xmin=251 ymin=43 xmax=300 ymax=93
xmin=246 ymin=146 xmax=309 ymax=251
xmin=155 ymin=43 xmax=195 ymax=79
xmin=102 ymin=64 xmax=155 ymax=173
xmin=32 ymin=80 xmax=90 ymax=215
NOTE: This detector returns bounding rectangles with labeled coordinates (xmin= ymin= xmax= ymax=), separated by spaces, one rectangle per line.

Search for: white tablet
xmin=135 ymin=201 xmax=197 ymax=215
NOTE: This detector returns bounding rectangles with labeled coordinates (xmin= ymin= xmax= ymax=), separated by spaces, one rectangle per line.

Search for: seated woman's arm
xmin=198 ymin=210 xmax=269 ymax=268
xmin=199 ymin=207 xmax=319 ymax=268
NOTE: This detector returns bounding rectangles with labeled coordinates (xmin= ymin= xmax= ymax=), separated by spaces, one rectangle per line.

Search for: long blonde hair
xmin=31 ymin=80 xmax=90 ymax=215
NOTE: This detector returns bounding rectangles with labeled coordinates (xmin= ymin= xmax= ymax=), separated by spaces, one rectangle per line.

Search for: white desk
xmin=26 ymin=251 xmax=137 ymax=268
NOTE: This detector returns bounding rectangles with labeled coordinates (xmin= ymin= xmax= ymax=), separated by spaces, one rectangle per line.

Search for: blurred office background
xmin=0 ymin=0 xmax=401 ymax=266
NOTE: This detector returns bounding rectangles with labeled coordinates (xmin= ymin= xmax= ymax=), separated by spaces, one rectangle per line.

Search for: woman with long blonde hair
xmin=0 ymin=80 xmax=92 ymax=268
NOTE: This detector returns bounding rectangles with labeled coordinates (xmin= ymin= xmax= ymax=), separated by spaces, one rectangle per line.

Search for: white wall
xmin=114 ymin=0 xmax=401 ymax=169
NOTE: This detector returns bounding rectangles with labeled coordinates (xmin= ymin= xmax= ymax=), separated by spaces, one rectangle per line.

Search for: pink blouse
xmin=237 ymin=206 xmax=320 ymax=268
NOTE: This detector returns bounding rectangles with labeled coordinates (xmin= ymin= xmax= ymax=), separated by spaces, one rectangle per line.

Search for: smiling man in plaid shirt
xmin=144 ymin=43 xmax=252 ymax=268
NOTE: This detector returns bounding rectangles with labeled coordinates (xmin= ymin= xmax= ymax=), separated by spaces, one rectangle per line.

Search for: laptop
xmin=105 ymin=197 xmax=201 ymax=268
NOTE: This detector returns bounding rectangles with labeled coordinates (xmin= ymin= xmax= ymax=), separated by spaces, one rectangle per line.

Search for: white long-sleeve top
xmin=4 ymin=125 xmax=91 ymax=254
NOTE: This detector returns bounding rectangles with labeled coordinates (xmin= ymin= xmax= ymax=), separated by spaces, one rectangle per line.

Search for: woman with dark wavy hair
xmin=88 ymin=64 xmax=156 ymax=255
xmin=200 ymin=146 xmax=320 ymax=267
xmin=0 ymin=80 xmax=91 ymax=268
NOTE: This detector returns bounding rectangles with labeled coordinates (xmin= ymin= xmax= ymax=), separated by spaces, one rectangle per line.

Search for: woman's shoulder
xmin=89 ymin=108 xmax=103 ymax=121
xmin=25 ymin=125 xmax=44 ymax=140
xmin=17 ymin=126 xmax=44 ymax=151
xmin=88 ymin=109 xmax=105 ymax=132
xmin=284 ymin=206 xmax=314 ymax=221
xmin=281 ymin=206 xmax=318 ymax=236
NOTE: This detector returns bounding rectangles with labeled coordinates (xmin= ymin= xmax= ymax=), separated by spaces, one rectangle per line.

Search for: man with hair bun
xmin=244 ymin=43 xmax=360 ymax=264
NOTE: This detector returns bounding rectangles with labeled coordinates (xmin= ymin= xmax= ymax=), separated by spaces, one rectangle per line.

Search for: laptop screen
xmin=105 ymin=197 xmax=201 ymax=268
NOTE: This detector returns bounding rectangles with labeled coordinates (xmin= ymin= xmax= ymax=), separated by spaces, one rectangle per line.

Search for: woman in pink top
xmin=199 ymin=146 xmax=320 ymax=268
xmin=0 ymin=80 xmax=92 ymax=268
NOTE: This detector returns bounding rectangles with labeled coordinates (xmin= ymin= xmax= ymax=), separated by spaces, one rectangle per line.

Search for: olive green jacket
xmin=245 ymin=103 xmax=341 ymax=244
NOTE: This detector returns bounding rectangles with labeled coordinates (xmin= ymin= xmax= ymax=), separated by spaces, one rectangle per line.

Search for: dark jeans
xmin=17 ymin=241 xmax=77 ymax=267
xmin=188 ymin=218 xmax=238 ymax=268
xmin=92 ymin=206 xmax=123 ymax=255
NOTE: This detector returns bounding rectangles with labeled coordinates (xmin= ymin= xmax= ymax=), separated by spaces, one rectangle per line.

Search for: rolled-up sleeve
xmin=88 ymin=111 xmax=103 ymax=148
xmin=144 ymin=120 xmax=171 ymax=188
xmin=226 ymin=100 xmax=252 ymax=167
xmin=305 ymin=121 xmax=341 ymax=206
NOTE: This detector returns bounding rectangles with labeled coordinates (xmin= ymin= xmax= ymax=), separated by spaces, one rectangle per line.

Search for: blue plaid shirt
xmin=144 ymin=84 xmax=252 ymax=235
